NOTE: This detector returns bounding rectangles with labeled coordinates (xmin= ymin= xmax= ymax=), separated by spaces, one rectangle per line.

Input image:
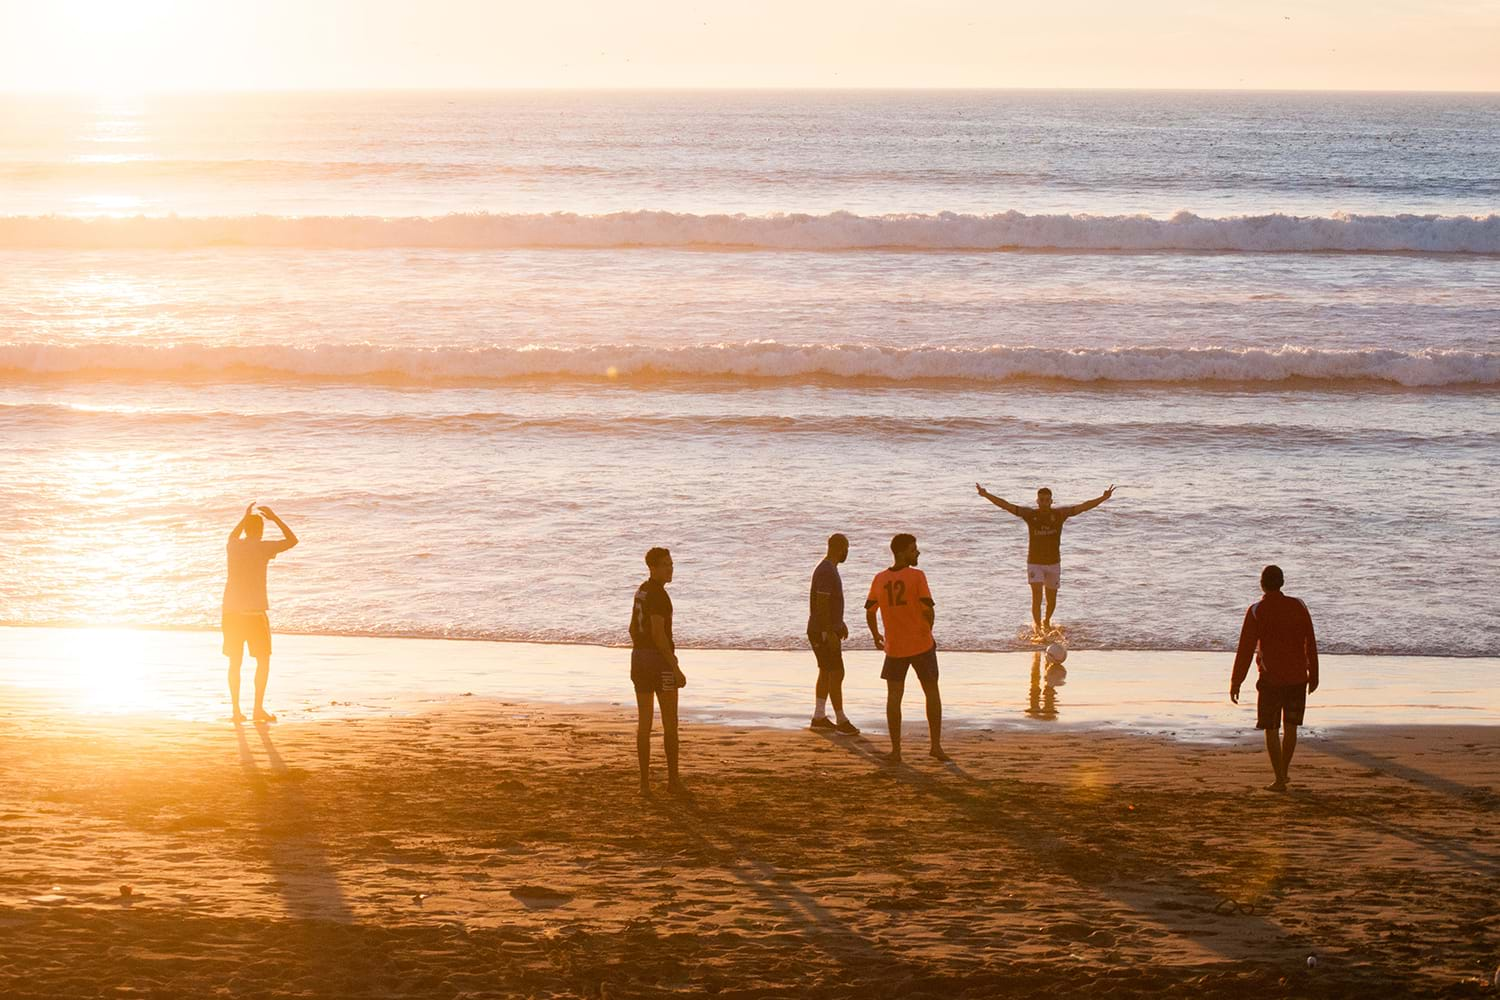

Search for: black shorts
xmin=808 ymin=633 xmax=845 ymax=678
xmin=1256 ymin=678 xmax=1307 ymax=730
xmin=222 ymin=611 xmax=271 ymax=659
xmin=881 ymin=646 xmax=939 ymax=685
xmin=631 ymin=649 xmax=678 ymax=696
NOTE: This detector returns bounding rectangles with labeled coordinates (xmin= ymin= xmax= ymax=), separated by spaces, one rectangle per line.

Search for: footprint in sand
xmin=509 ymin=885 xmax=573 ymax=909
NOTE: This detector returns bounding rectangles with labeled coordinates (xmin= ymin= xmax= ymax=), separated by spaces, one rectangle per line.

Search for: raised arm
xmin=257 ymin=506 xmax=298 ymax=549
xmin=228 ymin=502 xmax=255 ymax=544
xmin=1065 ymin=484 xmax=1116 ymax=517
xmin=975 ymin=484 xmax=1024 ymax=517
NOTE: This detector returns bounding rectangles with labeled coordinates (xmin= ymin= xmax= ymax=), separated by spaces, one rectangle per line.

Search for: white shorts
xmin=1027 ymin=563 xmax=1061 ymax=588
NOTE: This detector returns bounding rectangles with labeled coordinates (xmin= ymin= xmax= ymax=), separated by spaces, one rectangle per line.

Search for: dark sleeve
xmin=1302 ymin=602 xmax=1319 ymax=685
xmin=1231 ymin=606 xmax=1258 ymax=688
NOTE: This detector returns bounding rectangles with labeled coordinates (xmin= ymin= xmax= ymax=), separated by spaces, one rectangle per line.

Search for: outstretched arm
xmin=975 ymin=484 xmax=1024 ymax=517
xmin=1065 ymin=484 xmax=1116 ymax=517
xmin=228 ymin=502 xmax=255 ymax=544
xmin=257 ymin=506 xmax=298 ymax=549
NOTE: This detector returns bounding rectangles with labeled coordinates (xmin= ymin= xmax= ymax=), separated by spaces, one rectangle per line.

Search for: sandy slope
xmin=1 ymin=700 xmax=1496 ymax=998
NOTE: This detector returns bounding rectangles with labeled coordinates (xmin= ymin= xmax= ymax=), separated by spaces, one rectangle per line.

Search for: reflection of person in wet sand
xmin=865 ymin=533 xmax=948 ymax=763
xmin=630 ymin=547 xmax=687 ymax=795
xmin=223 ymin=503 xmax=298 ymax=724
xmin=1025 ymin=652 xmax=1059 ymax=721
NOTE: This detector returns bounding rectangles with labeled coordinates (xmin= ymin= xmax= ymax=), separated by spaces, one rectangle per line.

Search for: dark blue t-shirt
xmin=807 ymin=559 xmax=845 ymax=635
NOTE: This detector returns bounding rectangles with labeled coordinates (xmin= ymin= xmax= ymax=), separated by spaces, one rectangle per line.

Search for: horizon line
xmin=6 ymin=85 xmax=1499 ymax=97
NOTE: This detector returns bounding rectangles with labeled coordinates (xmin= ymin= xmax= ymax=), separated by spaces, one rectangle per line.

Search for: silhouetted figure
xmin=808 ymin=533 xmax=858 ymax=734
xmin=975 ymin=482 xmax=1114 ymax=636
xmin=223 ymin=503 xmax=298 ymax=724
xmin=630 ymin=547 xmax=685 ymax=795
xmin=1231 ymin=564 xmax=1320 ymax=792
xmin=865 ymin=533 xmax=947 ymax=762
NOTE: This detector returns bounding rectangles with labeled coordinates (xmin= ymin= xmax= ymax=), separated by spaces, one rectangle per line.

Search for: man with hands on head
xmin=223 ymin=502 xmax=298 ymax=724
xmin=975 ymin=482 xmax=1115 ymax=637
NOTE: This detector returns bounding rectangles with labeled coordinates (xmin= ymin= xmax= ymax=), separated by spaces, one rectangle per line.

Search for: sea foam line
xmin=1 ymin=342 xmax=1495 ymax=388
xmin=3 ymin=209 xmax=1499 ymax=253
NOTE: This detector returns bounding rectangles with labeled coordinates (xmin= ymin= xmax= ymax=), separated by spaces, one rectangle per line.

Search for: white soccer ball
xmin=1045 ymin=642 xmax=1068 ymax=665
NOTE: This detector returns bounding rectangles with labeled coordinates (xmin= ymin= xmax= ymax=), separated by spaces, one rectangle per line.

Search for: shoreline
xmin=1 ymin=700 xmax=1496 ymax=997
xmin=2 ymin=626 xmax=1496 ymax=739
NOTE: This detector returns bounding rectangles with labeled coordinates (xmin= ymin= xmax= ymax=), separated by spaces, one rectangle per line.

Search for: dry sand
xmin=1 ymin=699 xmax=1497 ymax=998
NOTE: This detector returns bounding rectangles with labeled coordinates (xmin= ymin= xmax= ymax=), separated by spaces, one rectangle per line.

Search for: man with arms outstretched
xmin=223 ymin=502 xmax=298 ymax=724
xmin=866 ymin=533 xmax=947 ymax=763
xmin=1231 ymin=564 xmax=1319 ymax=792
xmin=631 ymin=547 xmax=687 ymax=795
xmin=808 ymin=533 xmax=859 ymax=734
xmin=975 ymin=482 xmax=1114 ymax=637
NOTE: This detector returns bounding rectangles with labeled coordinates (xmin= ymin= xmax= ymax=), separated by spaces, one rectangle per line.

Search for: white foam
xmin=4 ymin=209 xmax=1499 ymax=253
xmin=2 ymin=341 xmax=1495 ymax=387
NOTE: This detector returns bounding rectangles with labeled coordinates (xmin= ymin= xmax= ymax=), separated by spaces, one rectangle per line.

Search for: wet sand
xmin=1 ymin=700 xmax=1497 ymax=998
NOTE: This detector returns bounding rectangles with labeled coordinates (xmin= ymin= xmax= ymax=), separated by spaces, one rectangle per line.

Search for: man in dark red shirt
xmin=1230 ymin=565 xmax=1320 ymax=792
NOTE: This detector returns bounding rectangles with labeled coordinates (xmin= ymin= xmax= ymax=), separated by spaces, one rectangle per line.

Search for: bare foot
xmin=887 ymin=750 xmax=904 ymax=765
xmin=638 ymin=781 xmax=651 ymax=798
xmin=667 ymin=778 xmax=686 ymax=797
xmin=231 ymin=711 xmax=247 ymax=724
xmin=253 ymin=710 xmax=277 ymax=724
xmin=1265 ymin=779 xmax=1288 ymax=793
xmin=929 ymin=746 xmax=953 ymax=762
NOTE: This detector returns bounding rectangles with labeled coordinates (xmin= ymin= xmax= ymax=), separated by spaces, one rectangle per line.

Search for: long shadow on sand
xmin=235 ymin=723 xmax=354 ymax=923
xmin=814 ymin=730 xmax=1302 ymax=964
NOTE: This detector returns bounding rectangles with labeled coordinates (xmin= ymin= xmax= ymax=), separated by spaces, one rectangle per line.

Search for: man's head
xmin=890 ymin=532 xmax=919 ymax=568
xmin=826 ymin=532 xmax=849 ymax=564
xmin=646 ymin=546 xmax=674 ymax=583
xmin=244 ymin=514 xmax=264 ymax=541
xmin=1260 ymin=564 xmax=1284 ymax=593
xmin=1036 ymin=487 xmax=1053 ymax=510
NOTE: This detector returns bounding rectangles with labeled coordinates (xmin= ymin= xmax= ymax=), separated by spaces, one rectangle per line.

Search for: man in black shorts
xmin=630 ymin=547 xmax=686 ymax=795
xmin=975 ymin=482 xmax=1114 ymax=637
xmin=866 ymin=534 xmax=948 ymax=763
xmin=808 ymin=533 xmax=859 ymax=734
xmin=1230 ymin=564 xmax=1320 ymax=792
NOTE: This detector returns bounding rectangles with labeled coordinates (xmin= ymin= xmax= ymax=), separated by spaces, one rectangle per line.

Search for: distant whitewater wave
xmin=4 ymin=210 xmax=1499 ymax=253
xmin=3 ymin=341 xmax=1495 ymax=387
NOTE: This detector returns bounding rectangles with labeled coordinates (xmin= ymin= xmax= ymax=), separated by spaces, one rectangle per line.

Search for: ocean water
xmin=1 ymin=91 xmax=1497 ymax=660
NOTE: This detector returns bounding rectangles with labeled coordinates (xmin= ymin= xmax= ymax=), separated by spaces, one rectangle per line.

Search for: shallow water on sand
xmin=2 ymin=628 xmax=1494 ymax=741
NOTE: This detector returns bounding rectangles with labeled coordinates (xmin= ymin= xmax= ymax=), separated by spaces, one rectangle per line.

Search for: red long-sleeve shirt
xmin=1231 ymin=591 xmax=1319 ymax=688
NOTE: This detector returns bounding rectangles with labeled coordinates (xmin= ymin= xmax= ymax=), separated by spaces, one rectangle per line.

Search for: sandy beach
xmin=2 ymin=696 xmax=1496 ymax=998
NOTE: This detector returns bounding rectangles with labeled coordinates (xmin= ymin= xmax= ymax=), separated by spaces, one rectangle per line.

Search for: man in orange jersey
xmin=866 ymin=533 xmax=948 ymax=763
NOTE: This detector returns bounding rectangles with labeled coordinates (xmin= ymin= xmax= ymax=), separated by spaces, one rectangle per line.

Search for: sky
xmin=1 ymin=0 xmax=1497 ymax=92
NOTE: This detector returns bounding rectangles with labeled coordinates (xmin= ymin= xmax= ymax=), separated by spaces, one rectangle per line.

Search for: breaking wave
xmin=2 ymin=341 xmax=1495 ymax=388
xmin=4 ymin=209 xmax=1499 ymax=253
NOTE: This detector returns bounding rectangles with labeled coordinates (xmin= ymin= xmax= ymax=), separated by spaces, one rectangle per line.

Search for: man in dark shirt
xmin=630 ymin=546 xmax=686 ymax=795
xmin=975 ymin=483 xmax=1114 ymax=637
xmin=808 ymin=533 xmax=858 ymax=734
xmin=1231 ymin=564 xmax=1319 ymax=792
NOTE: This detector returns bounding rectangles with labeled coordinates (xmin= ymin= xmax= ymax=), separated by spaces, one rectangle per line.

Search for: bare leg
xmin=635 ymin=688 xmax=653 ymax=794
xmin=814 ymin=670 xmax=829 ymax=714
xmin=918 ymin=672 xmax=949 ymax=760
xmin=886 ymin=677 xmax=905 ymax=762
xmin=1281 ymin=724 xmax=1298 ymax=784
xmin=1029 ymin=583 xmax=1044 ymax=630
xmin=252 ymin=656 xmax=275 ymax=722
xmin=1263 ymin=727 xmax=1287 ymax=791
xmin=828 ymin=672 xmax=846 ymax=722
xmin=660 ymin=686 xmax=681 ymax=792
xmin=227 ymin=650 xmax=245 ymax=722
xmin=1043 ymin=587 xmax=1058 ymax=628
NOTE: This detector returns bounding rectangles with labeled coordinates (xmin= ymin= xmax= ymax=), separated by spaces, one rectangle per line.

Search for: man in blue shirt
xmin=808 ymin=533 xmax=859 ymax=734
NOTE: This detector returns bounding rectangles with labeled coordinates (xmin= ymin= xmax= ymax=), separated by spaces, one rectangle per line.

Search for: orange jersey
xmin=866 ymin=567 xmax=935 ymax=658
